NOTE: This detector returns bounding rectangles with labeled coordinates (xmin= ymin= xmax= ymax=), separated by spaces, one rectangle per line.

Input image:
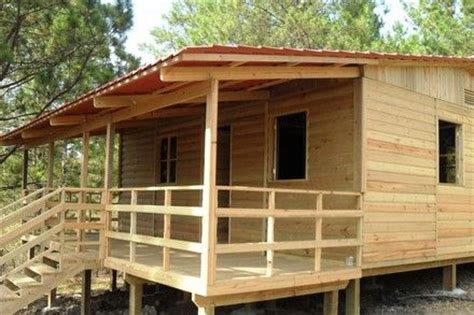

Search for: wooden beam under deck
xmin=160 ymin=66 xmax=360 ymax=82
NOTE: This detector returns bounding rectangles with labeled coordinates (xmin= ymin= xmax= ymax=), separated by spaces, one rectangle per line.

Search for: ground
xmin=17 ymin=264 xmax=474 ymax=314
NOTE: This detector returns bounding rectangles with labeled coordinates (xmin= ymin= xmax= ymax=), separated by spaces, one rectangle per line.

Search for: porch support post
xmin=47 ymin=288 xmax=57 ymax=308
xmin=78 ymin=132 xmax=89 ymax=252
xmin=345 ymin=279 xmax=360 ymax=315
xmin=323 ymin=290 xmax=339 ymax=315
xmin=47 ymin=142 xmax=55 ymax=188
xmin=21 ymin=148 xmax=28 ymax=195
xmin=442 ymin=264 xmax=457 ymax=291
xmin=81 ymin=269 xmax=92 ymax=315
xmin=201 ymin=79 xmax=218 ymax=291
xmin=126 ymin=275 xmax=144 ymax=315
xmin=101 ymin=123 xmax=115 ymax=262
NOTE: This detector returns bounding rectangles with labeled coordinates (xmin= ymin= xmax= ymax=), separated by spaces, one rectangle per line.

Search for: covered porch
xmin=1 ymin=46 xmax=366 ymax=314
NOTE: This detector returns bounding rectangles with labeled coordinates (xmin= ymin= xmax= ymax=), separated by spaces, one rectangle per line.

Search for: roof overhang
xmin=1 ymin=45 xmax=473 ymax=147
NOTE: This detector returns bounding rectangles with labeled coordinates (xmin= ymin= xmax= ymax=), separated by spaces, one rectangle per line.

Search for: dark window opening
xmin=275 ymin=112 xmax=307 ymax=180
xmin=439 ymin=120 xmax=459 ymax=184
xmin=160 ymin=136 xmax=177 ymax=183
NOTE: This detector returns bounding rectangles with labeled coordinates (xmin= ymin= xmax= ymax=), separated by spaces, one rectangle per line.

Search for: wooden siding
xmin=363 ymin=76 xmax=474 ymax=269
xmin=364 ymin=65 xmax=470 ymax=106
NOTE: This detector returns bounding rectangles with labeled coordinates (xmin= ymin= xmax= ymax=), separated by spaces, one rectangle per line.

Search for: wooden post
xmin=315 ymin=193 xmax=323 ymax=271
xmin=47 ymin=288 xmax=57 ymax=308
xmin=443 ymin=264 xmax=456 ymax=291
xmin=197 ymin=306 xmax=215 ymax=315
xmin=101 ymin=123 xmax=115 ymax=262
xmin=22 ymin=148 xmax=28 ymax=195
xmin=266 ymin=191 xmax=275 ymax=277
xmin=345 ymin=279 xmax=360 ymax=315
xmin=81 ymin=269 xmax=91 ymax=315
xmin=323 ymin=290 xmax=339 ymax=315
xmin=47 ymin=142 xmax=55 ymax=188
xmin=78 ymin=132 xmax=89 ymax=252
xmin=163 ymin=189 xmax=171 ymax=270
xmin=111 ymin=270 xmax=118 ymax=292
xmin=130 ymin=190 xmax=137 ymax=263
xmin=201 ymin=79 xmax=218 ymax=290
xmin=126 ymin=275 xmax=144 ymax=315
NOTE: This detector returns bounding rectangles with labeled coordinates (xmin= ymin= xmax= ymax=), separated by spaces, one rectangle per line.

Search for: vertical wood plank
xmin=315 ymin=193 xmax=323 ymax=271
xmin=345 ymin=279 xmax=360 ymax=315
xmin=323 ymin=290 xmax=339 ymax=315
xmin=47 ymin=142 xmax=55 ymax=188
xmin=81 ymin=269 xmax=91 ymax=315
xmin=356 ymin=195 xmax=363 ymax=267
xmin=266 ymin=191 xmax=275 ymax=277
xmin=78 ymin=132 xmax=90 ymax=252
xmin=22 ymin=149 xmax=28 ymax=195
xmin=163 ymin=189 xmax=171 ymax=270
xmin=443 ymin=264 xmax=457 ymax=291
xmin=130 ymin=190 xmax=137 ymax=263
xmin=101 ymin=123 xmax=115 ymax=261
xmin=201 ymin=79 xmax=218 ymax=290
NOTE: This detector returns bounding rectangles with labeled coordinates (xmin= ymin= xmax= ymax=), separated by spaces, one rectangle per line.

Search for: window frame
xmin=270 ymin=110 xmax=309 ymax=182
xmin=158 ymin=135 xmax=178 ymax=184
xmin=437 ymin=119 xmax=463 ymax=186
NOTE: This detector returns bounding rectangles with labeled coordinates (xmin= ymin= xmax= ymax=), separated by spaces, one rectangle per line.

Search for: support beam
xmin=81 ymin=269 xmax=91 ymax=315
xmin=94 ymin=90 xmax=269 ymax=108
xmin=345 ymin=279 xmax=360 ymax=315
xmin=47 ymin=288 xmax=57 ymax=308
xmin=323 ymin=290 xmax=339 ymax=315
xmin=160 ymin=66 xmax=360 ymax=82
xmin=21 ymin=127 xmax=68 ymax=139
xmin=111 ymin=270 xmax=118 ymax=291
xmin=22 ymin=149 xmax=28 ymax=195
xmin=50 ymin=115 xmax=86 ymax=126
xmin=197 ymin=306 xmax=215 ymax=315
xmin=126 ymin=275 xmax=144 ymax=315
xmin=26 ymin=81 xmax=210 ymax=148
xmin=47 ymin=142 xmax=55 ymax=188
xmin=78 ymin=132 xmax=89 ymax=252
xmin=200 ymin=79 xmax=219 ymax=290
xmin=101 ymin=124 xmax=115 ymax=261
xmin=443 ymin=264 xmax=457 ymax=291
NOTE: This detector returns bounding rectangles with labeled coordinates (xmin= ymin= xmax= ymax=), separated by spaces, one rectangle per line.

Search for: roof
xmin=1 ymin=44 xmax=473 ymax=146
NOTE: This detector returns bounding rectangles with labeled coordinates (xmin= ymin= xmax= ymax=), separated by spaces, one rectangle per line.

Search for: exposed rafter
xmin=49 ymin=115 xmax=87 ymax=126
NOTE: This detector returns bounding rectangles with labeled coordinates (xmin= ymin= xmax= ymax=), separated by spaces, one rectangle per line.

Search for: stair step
xmin=0 ymin=285 xmax=18 ymax=301
xmin=6 ymin=273 xmax=41 ymax=290
xmin=27 ymin=263 xmax=58 ymax=276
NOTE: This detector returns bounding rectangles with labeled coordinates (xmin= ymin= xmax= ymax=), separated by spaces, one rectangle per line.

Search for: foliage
xmin=146 ymin=0 xmax=473 ymax=57
xmin=0 ymin=0 xmax=137 ymax=206
xmin=145 ymin=0 xmax=384 ymax=56
xmin=381 ymin=0 xmax=473 ymax=55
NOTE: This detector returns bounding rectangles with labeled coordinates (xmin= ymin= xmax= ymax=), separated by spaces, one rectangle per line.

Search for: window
xmin=439 ymin=120 xmax=461 ymax=184
xmin=159 ymin=137 xmax=177 ymax=183
xmin=275 ymin=112 xmax=307 ymax=180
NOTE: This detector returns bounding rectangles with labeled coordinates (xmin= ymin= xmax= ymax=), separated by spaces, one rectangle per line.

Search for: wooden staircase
xmin=0 ymin=187 xmax=102 ymax=314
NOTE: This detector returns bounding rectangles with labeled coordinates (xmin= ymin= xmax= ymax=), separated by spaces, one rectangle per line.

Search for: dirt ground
xmin=18 ymin=264 xmax=474 ymax=314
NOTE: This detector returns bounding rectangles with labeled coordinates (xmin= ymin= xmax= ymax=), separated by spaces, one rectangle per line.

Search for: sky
xmin=122 ymin=0 xmax=411 ymax=65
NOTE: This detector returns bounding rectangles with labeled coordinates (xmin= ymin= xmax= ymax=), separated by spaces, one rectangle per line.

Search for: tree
xmin=0 ymin=0 xmax=138 ymax=204
xmin=145 ymin=0 xmax=385 ymax=56
xmin=379 ymin=0 xmax=473 ymax=55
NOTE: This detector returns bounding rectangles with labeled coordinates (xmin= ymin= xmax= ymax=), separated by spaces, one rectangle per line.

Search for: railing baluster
xmin=130 ymin=190 xmax=137 ymax=263
xmin=163 ymin=190 xmax=171 ymax=270
xmin=266 ymin=191 xmax=275 ymax=277
xmin=314 ymin=193 xmax=323 ymax=272
xmin=356 ymin=194 xmax=363 ymax=267
xmin=60 ymin=189 xmax=66 ymax=271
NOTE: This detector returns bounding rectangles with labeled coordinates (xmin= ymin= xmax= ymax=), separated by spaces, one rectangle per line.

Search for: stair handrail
xmin=0 ymin=187 xmax=46 ymax=218
xmin=0 ymin=188 xmax=62 ymax=232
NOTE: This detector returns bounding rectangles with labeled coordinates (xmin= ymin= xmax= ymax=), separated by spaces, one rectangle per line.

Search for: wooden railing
xmin=0 ymin=187 xmax=105 ymax=282
xmin=105 ymin=186 xmax=204 ymax=271
xmin=216 ymin=186 xmax=363 ymax=278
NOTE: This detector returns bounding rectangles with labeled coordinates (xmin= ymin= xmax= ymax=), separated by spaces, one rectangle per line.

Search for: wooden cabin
xmin=0 ymin=45 xmax=473 ymax=315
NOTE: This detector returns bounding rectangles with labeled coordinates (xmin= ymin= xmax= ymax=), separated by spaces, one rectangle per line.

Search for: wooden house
xmin=0 ymin=45 xmax=473 ymax=315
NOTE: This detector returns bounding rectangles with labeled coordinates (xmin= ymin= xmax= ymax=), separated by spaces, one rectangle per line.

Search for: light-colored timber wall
xmin=364 ymin=65 xmax=472 ymax=106
xmin=362 ymin=68 xmax=474 ymax=269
